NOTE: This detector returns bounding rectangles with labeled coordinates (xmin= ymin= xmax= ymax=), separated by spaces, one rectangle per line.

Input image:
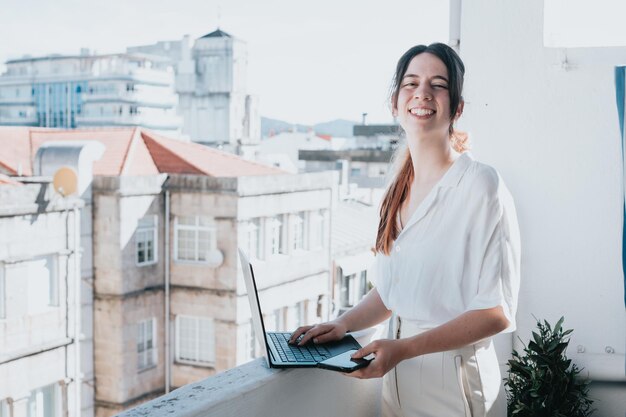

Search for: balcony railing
xmin=118 ymin=329 xmax=511 ymax=417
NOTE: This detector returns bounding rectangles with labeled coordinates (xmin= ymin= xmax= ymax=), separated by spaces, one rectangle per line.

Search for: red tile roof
xmin=0 ymin=127 xmax=285 ymax=177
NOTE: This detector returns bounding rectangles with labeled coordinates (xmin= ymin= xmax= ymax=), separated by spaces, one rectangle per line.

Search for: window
xmin=246 ymin=218 xmax=262 ymax=259
xmin=0 ymin=397 xmax=8 ymax=417
xmin=295 ymin=300 xmax=308 ymax=328
xmin=246 ymin=319 xmax=257 ymax=360
xmin=309 ymin=210 xmax=327 ymax=249
xmin=176 ymin=315 xmax=215 ymax=365
xmin=272 ymin=308 xmax=285 ymax=332
xmin=290 ymin=212 xmax=305 ymax=252
xmin=268 ymin=216 xmax=283 ymax=256
xmin=136 ymin=216 xmax=158 ymax=266
xmin=14 ymin=256 xmax=58 ymax=315
xmin=27 ymin=383 xmax=59 ymax=417
xmin=137 ymin=318 xmax=157 ymax=370
xmin=341 ymin=271 xmax=368 ymax=308
xmin=0 ymin=264 xmax=5 ymax=319
xmin=175 ymin=216 xmax=216 ymax=263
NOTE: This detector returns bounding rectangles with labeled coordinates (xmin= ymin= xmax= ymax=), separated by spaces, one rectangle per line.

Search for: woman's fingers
xmin=288 ymin=326 xmax=313 ymax=344
xmin=351 ymin=341 xmax=378 ymax=359
xmin=309 ymin=328 xmax=341 ymax=344
xmin=297 ymin=324 xmax=332 ymax=345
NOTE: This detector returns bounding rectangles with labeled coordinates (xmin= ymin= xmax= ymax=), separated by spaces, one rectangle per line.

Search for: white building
xmin=0 ymin=53 xmax=181 ymax=134
xmin=256 ymin=132 xmax=333 ymax=173
xmin=128 ymin=30 xmax=261 ymax=153
xmin=0 ymin=177 xmax=85 ymax=417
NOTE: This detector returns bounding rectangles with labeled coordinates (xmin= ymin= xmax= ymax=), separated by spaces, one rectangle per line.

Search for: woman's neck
xmin=406 ymin=133 xmax=458 ymax=184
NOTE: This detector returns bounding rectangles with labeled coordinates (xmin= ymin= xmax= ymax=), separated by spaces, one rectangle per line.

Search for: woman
xmin=290 ymin=43 xmax=520 ymax=416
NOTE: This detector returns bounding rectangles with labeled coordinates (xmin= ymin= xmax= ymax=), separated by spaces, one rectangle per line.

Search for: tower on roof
xmin=128 ymin=29 xmax=261 ymax=154
xmin=199 ymin=28 xmax=233 ymax=39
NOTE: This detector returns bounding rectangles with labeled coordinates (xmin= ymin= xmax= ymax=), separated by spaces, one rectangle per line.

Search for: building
xmin=128 ymin=29 xmax=261 ymax=153
xmin=352 ymin=123 xmax=399 ymax=150
xmin=0 ymin=127 xmax=335 ymax=416
xmin=330 ymin=200 xmax=378 ymax=316
xmin=0 ymin=53 xmax=181 ymax=134
xmin=0 ymin=176 xmax=84 ymax=417
xmin=256 ymin=131 xmax=333 ymax=173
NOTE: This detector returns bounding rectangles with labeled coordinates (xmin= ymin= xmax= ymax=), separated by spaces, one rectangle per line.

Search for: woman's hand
xmin=344 ymin=339 xmax=410 ymax=379
xmin=288 ymin=320 xmax=348 ymax=346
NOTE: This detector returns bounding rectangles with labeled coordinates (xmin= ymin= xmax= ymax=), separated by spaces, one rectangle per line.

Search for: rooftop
xmin=0 ymin=127 xmax=285 ymax=177
xmin=199 ymin=28 xmax=233 ymax=39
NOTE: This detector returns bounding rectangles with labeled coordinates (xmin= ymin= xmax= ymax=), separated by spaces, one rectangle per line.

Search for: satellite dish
xmin=53 ymin=166 xmax=78 ymax=196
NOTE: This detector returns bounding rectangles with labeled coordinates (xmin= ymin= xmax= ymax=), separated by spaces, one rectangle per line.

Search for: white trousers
xmin=381 ymin=316 xmax=501 ymax=417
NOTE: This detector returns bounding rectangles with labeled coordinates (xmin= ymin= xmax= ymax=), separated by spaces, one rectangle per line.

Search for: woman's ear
xmin=454 ymin=100 xmax=465 ymax=120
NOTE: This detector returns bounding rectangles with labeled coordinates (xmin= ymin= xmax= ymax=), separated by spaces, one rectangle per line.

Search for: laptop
xmin=238 ymin=248 xmax=363 ymax=368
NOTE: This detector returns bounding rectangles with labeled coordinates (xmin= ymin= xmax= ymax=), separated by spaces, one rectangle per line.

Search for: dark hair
xmin=390 ymin=43 xmax=465 ymax=135
xmin=376 ymin=44 xmax=466 ymax=255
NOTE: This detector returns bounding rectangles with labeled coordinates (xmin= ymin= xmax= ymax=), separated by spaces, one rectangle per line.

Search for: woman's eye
xmin=433 ymin=84 xmax=448 ymax=89
xmin=402 ymin=82 xmax=417 ymax=88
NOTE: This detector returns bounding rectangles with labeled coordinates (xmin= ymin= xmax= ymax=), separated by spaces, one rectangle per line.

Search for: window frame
xmin=135 ymin=215 xmax=158 ymax=266
xmin=175 ymin=315 xmax=216 ymax=367
xmin=27 ymin=383 xmax=60 ymax=417
xmin=174 ymin=216 xmax=216 ymax=264
xmin=137 ymin=318 xmax=157 ymax=371
xmin=246 ymin=218 xmax=262 ymax=260
xmin=290 ymin=212 xmax=306 ymax=252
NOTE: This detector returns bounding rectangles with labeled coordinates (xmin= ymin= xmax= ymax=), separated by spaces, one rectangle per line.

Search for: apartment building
xmin=0 ymin=53 xmax=181 ymax=134
xmin=0 ymin=127 xmax=335 ymax=416
xmin=0 ymin=177 xmax=83 ymax=417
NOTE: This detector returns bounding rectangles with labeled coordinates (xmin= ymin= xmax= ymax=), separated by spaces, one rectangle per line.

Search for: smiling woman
xmin=290 ymin=43 xmax=521 ymax=417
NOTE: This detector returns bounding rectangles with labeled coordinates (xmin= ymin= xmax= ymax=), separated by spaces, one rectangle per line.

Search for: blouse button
xmin=395 ymin=245 xmax=401 ymax=252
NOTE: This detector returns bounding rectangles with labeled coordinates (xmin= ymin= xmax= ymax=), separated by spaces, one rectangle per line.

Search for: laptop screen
xmin=238 ymin=248 xmax=271 ymax=366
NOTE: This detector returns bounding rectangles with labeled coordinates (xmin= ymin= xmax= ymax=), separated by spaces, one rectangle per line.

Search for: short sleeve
xmin=466 ymin=169 xmax=521 ymax=333
xmin=371 ymin=253 xmax=392 ymax=310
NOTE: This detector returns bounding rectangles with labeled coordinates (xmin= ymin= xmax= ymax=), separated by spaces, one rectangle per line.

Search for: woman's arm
xmin=348 ymin=306 xmax=509 ymax=379
xmin=289 ymin=288 xmax=391 ymax=345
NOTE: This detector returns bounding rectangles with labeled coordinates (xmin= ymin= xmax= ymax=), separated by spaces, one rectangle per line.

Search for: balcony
xmin=118 ymin=330 xmax=515 ymax=417
xmin=75 ymin=113 xmax=181 ymax=130
xmin=0 ymin=96 xmax=35 ymax=105
xmin=119 ymin=357 xmax=381 ymax=417
xmin=81 ymin=90 xmax=176 ymax=107
xmin=0 ymin=115 xmax=37 ymax=125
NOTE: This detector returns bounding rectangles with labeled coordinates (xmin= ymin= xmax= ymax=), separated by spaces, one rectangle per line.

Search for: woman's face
xmin=394 ymin=52 xmax=457 ymax=139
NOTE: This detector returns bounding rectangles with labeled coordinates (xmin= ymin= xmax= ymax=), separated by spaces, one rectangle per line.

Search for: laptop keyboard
xmin=269 ymin=332 xmax=331 ymax=363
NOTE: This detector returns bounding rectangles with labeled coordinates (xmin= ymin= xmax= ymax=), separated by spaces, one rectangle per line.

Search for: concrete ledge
xmin=118 ymin=358 xmax=381 ymax=417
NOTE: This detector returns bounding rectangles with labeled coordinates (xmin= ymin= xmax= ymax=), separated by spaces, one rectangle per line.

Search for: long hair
xmin=375 ymin=43 xmax=469 ymax=255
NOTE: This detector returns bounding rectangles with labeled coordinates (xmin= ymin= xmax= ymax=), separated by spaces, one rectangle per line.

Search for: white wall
xmin=459 ymin=0 xmax=625 ymax=412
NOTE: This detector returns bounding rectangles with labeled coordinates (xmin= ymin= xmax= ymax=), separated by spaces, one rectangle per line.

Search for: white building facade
xmin=0 ymin=179 xmax=85 ymax=417
xmin=0 ymin=53 xmax=181 ymax=134
xmin=128 ymin=30 xmax=261 ymax=153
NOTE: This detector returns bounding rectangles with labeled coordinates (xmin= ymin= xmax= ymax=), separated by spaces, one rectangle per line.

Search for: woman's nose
xmin=414 ymin=85 xmax=433 ymax=101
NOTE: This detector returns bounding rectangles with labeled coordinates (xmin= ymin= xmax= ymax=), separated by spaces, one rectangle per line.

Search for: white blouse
xmin=373 ymin=152 xmax=521 ymax=332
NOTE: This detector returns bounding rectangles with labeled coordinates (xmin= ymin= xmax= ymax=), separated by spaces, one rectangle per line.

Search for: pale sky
xmin=0 ymin=0 xmax=450 ymax=125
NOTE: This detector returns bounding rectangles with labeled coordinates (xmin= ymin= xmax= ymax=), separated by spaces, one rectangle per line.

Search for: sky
xmin=0 ymin=0 xmax=450 ymax=125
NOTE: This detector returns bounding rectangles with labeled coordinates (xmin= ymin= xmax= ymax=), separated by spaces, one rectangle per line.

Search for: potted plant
xmin=505 ymin=316 xmax=594 ymax=416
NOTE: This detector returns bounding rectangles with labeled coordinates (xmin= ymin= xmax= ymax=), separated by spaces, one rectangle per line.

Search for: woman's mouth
xmin=409 ymin=107 xmax=435 ymax=117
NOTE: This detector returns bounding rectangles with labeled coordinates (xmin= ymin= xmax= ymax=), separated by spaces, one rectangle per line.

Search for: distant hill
xmin=261 ymin=117 xmax=356 ymax=138
xmin=261 ymin=117 xmax=310 ymax=137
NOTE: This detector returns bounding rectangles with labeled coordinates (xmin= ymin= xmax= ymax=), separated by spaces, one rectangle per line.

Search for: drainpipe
xmin=73 ymin=206 xmax=81 ymax=416
xmin=165 ymin=190 xmax=171 ymax=393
